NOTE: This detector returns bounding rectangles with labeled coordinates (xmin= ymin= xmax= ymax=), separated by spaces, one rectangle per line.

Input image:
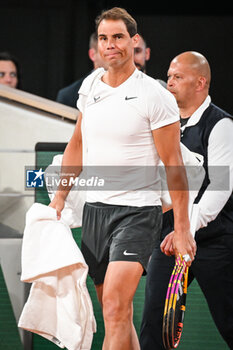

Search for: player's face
xmin=98 ymin=19 xmax=138 ymax=68
xmin=0 ymin=60 xmax=18 ymax=88
xmin=167 ymin=60 xmax=199 ymax=108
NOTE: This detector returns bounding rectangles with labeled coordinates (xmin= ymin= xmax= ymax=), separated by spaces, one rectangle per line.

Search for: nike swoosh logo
xmin=125 ymin=96 xmax=138 ymax=100
xmin=94 ymin=96 xmax=100 ymax=102
xmin=123 ymin=250 xmax=138 ymax=256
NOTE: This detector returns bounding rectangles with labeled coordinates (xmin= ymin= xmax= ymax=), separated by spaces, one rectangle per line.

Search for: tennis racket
xmin=162 ymin=254 xmax=189 ymax=349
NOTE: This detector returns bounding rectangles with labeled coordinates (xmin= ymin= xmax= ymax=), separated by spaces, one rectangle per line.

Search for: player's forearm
xmin=152 ymin=122 xmax=190 ymax=232
xmin=166 ymin=167 xmax=196 ymax=262
xmin=48 ymin=140 xmax=82 ymax=218
xmin=55 ymin=140 xmax=83 ymax=200
xmin=172 ymin=192 xmax=190 ymax=233
xmin=54 ymin=114 xmax=83 ymax=201
xmin=166 ymin=165 xmax=190 ymax=232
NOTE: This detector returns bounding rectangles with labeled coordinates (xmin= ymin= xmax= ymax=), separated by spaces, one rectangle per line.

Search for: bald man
xmin=140 ymin=51 xmax=233 ymax=349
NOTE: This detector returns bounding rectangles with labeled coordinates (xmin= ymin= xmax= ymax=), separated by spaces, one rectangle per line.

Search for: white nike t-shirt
xmin=77 ymin=68 xmax=179 ymax=206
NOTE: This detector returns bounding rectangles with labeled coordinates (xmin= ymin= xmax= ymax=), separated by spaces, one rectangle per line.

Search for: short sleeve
xmin=147 ymin=83 xmax=179 ymax=130
xmin=76 ymin=93 xmax=87 ymax=113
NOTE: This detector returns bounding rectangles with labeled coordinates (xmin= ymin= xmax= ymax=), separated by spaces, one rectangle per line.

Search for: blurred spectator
xmin=134 ymin=33 xmax=151 ymax=73
xmin=0 ymin=51 xmax=21 ymax=89
xmin=56 ymin=32 xmax=107 ymax=108
xmin=135 ymin=34 xmax=166 ymax=88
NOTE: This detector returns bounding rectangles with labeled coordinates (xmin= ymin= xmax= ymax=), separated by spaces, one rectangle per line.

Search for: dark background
xmin=1 ymin=0 xmax=232 ymax=113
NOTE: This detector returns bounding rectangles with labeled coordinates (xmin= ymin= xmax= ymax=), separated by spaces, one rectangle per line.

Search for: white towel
xmin=18 ymin=203 xmax=96 ymax=350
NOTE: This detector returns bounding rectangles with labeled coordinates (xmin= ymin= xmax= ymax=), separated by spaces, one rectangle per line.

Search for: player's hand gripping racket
xmin=162 ymin=253 xmax=189 ymax=349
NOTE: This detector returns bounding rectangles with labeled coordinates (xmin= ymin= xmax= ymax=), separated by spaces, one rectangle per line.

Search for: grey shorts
xmin=81 ymin=202 xmax=162 ymax=285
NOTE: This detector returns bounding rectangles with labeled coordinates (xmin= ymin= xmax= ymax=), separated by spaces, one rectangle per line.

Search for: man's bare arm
xmin=152 ymin=121 xmax=196 ymax=263
xmin=49 ymin=113 xmax=83 ymax=219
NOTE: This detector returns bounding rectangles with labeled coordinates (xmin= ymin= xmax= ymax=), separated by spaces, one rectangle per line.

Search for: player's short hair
xmin=95 ymin=7 xmax=137 ymax=37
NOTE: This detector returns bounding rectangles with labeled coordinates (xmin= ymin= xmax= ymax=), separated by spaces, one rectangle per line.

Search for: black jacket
xmin=162 ymin=103 xmax=233 ymax=243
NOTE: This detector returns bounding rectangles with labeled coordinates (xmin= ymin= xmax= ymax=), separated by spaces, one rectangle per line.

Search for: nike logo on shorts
xmin=123 ymin=250 xmax=138 ymax=256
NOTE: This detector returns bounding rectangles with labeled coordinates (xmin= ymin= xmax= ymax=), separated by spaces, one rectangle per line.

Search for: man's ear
xmin=88 ymin=48 xmax=95 ymax=62
xmin=197 ymin=76 xmax=207 ymax=91
xmin=145 ymin=47 xmax=151 ymax=61
xmin=132 ymin=33 xmax=140 ymax=47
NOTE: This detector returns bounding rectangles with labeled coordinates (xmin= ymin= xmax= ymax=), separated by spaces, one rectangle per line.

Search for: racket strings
xmin=162 ymin=254 xmax=189 ymax=350
xmin=162 ymin=257 xmax=181 ymax=349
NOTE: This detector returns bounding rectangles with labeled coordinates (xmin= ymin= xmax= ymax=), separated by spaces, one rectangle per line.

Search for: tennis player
xmin=50 ymin=8 xmax=196 ymax=350
xmin=140 ymin=51 xmax=233 ymax=349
